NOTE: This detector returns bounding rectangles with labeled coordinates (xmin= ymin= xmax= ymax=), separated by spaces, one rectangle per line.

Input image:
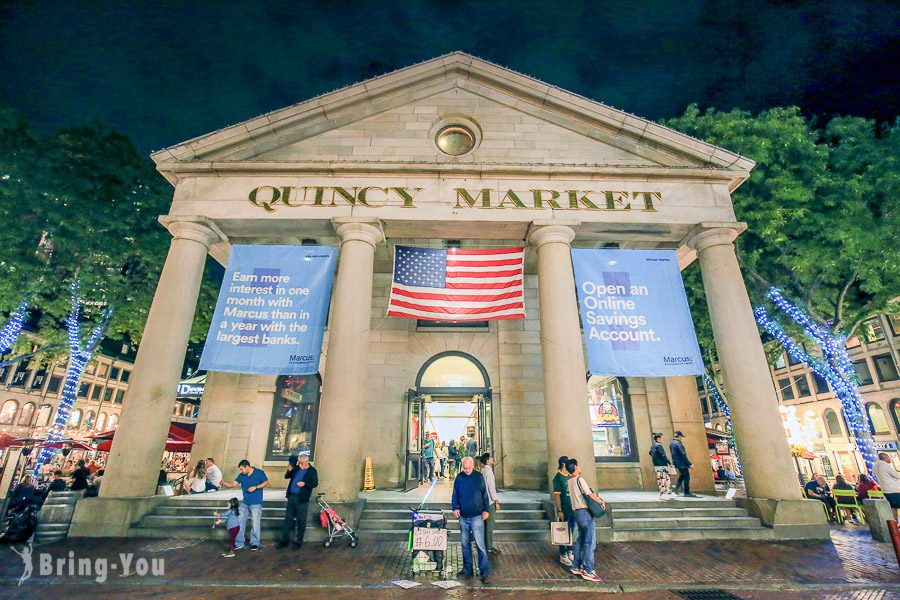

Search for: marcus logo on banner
xmin=572 ymin=249 xmax=704 ymax=377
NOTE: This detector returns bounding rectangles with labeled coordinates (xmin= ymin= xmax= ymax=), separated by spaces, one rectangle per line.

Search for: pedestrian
xmin=421 ymin=433 xmax=436 ymax=483
xmin=649 ymin=433 xmax=675 ymax=501
xmin=184 ymin=460 xmax=208 ymax=494
xmin=451 ymin=456 xmax=491 ymax=584
xmin=279 ymin=452 xmax=318 ymax=549
xmin=551 ymin=455 xmax=574 ymax=567
xmin=215 ymin=497 xmax=242 ymax=558
xmin=435 ymin=441 xmax=447 ymax=478
xmin=873 ymin=453 xmax=900 ymax=520
xmin=669 ymin=431 xmax=699 ymax=497
xmin=447 ymin=441 xmax=459 ymax=478
xmin=856 ymin=473 xmax=880 ymax=501
xmin=69 ymin=460 xmax=91 ymax=491
xmin=565 ymin=459 xmax=605 ymax=582
xmin=47 ymin=470 xmax=67 ymax=493
xmin=205 ymin=457 xmax=223 ymax=491
xmin=479 ymin=452 xmax=501 ymax=555
xmin=466 ymin=433 xmax=478 ymax=458
xmin=92 ymin=469 xmax=104 ymax=491
xmin=221 ymin=459 xmax=270 ymax=550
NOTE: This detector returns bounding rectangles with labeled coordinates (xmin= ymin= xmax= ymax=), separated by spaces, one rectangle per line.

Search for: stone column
xmin=312 ymin=218 xmax=383 ymax=502
xmin=188 ymin=371 xmax=241 ymax=471
xmin=665 ymin=376 xmax=716 ymax=494
xmin=101 ymin=217 xmax=223 ymax=498
xmin=687 ymin=225 xmax=801 ymax=500
xmin=527 ymin=222 xmax=597 ymax=488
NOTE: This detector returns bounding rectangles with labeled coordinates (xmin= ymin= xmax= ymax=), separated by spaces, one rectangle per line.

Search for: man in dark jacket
xmin=451 ymin=456 xmax=491 ymax=583
xmin=279 ymin=451 xmax=318 ymax=549
xmin=670 ymin=431 xmax=699 ymax=497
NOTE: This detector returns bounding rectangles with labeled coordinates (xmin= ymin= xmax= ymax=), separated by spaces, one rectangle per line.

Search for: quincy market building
xmin=71 ymin=53 xmax=826 ymax=537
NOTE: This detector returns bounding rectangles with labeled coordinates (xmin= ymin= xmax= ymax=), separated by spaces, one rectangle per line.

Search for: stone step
xmin=609 ymin=527 xmax=773 ymax=542
xmin=140 ymin=514 xmax=286 ymax=529
xmin=360 ymin=509 xmax=547 ymax=521
xmin=155 ymin=506 xmax=287 ymax=517
xmin=361 ymin=501 xmax=542 ymax=511
xmin=611 ymin=516 xmax=763 ymax=530
xmin=606 ymin=499 xmax=735 ymax=509
xmin=362 ymin=529 xmax=549 ymax=542
xmin=358 ymin=518 xmax=546 ymax=531
xmin=610 ymin=507 xmax=749 ymax=519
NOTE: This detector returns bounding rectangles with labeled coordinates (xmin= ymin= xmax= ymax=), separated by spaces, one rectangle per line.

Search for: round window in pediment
xmin=435 ymin=125 xmax=476 ymax=156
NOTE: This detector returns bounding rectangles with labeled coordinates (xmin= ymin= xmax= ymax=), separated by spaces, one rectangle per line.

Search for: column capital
xmin=159 ymin=216 xmax=226 ymax=248
xmin=527 ymin=220 xmax=580 ymax=248
xmin=683 ymin=222 xmax=748 ymax=253
xmin=332 ymin=218 xmax=384 ymax=248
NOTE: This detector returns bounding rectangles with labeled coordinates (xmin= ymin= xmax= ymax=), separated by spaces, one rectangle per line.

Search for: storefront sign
xmin=572 ymin=249 xmax=704 ymax=377
xmin=874 ymin=441 xmax=899 ymax=451
xmin=247 ymin=185 xmax=662 ymax=213
xmin=715 ymin=441 xmax=730 ymax=455
xmin=199 ymin=245 xmax=337 ymax=375
xmin=176 ymin=382 xmax=205 ymax=398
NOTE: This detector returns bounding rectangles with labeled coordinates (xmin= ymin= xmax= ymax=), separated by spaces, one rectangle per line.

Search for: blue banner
xmin=199 ymin=245 xmax=337 ymax=375
xmin=572 ymin=249 xmax=704 ymax=377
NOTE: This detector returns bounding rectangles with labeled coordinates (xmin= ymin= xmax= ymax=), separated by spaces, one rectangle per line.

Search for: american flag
xmin=387 ymin=246 xmax=525 ymax=321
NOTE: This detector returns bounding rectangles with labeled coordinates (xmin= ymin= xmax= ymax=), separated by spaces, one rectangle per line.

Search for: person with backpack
xmin=565 ymin=458 xmax=606 ymax=583
xmin=650 ymin=432 xmax=675 ymax=502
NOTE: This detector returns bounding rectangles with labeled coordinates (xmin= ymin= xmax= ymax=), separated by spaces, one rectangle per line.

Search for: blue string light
xmin=0 ymin=301 xmax=27 ymax=355
xmin=34 ymin=284 xmax=111 ymax=471
xmin=754 ymin=287 xmax=877 ymax=476
xmin=704 ymin=373 xmax=742 ymax=474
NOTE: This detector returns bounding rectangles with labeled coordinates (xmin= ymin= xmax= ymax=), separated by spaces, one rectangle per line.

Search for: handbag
xmin=550 ymin=520 xmax=572 ymax=545
xmin=578 ymin=478 xmax=607 ymax=519
xmin=666 ymin=465 xmax=677 ymax=476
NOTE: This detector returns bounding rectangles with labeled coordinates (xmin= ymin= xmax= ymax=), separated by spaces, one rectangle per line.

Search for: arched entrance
xmin=403 ymin=352 xmax=492 ymax=491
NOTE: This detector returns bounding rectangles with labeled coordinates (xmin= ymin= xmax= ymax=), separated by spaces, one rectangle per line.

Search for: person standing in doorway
xmin=421 ymin=433 xmax=436 ymax=483
xmin=221 ymin=460 xmax=270 ymax=550
xmin=466 ymin=433 xmax=478 ymax=458
xmin=280 ymin=451 xmax=318 ymax=549
xmin=552 ymin=455 xmax=574 ymax=567
xmin=566 ymin=458 xmax=605 ymax=583
xmin=650 ymin=433 xmax=675 ymax=501
xmin=670 ymin=431 xmax=699 ymax=498
xmin=452 ymin=456 xmax=491 ymax=584
xmin=479 ymin=452 xmax=501 ymax=555
xmin=447 ymin=440 xmax=460 ymax=478
xmin=435 ymin=441 xmax=447 ymax=479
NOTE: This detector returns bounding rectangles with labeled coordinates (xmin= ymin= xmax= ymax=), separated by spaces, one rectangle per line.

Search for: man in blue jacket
xmin=670 ymin=431 xmax=700 ymax=497
xmin=451 ymin=456 xmax=491 ymax=584
xmin=279 ymin=451 xmax=318 ymax=549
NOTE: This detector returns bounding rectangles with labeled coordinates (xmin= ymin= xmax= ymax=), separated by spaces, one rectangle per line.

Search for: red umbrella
xmin=35 ymin=440 xmax=95 ymax=451
xmin=0 ymin=433 xmax=22 ymax=449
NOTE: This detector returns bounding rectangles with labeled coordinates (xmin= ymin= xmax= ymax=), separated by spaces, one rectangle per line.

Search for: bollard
xmin=887 ymin=520 xmax=900 ymax=568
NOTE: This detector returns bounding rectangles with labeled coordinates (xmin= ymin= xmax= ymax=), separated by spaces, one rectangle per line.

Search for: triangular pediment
xmin=152 ymin=52 xmax=754 ymax=185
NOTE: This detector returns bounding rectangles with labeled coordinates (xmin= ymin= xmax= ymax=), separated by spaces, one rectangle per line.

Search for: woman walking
xmin=650 ymin=432 xmax=675 ymax=502
xmin=565 ymin=458 xmax=606 ymax=583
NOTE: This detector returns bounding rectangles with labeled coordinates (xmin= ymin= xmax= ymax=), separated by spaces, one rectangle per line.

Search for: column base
xmin=736 ymin=497 xmax=830 ymax=539
xmin=69 ymin=496 xmax=165 ymax=538
xmin=862 ymin=498 xmax=894 ymax=542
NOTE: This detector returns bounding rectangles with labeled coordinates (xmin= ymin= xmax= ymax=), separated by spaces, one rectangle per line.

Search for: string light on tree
xmin=754 ymin=287 xmax=877 ymax=476
xmin=704 ymin=373 xmax=742 ymax=474
xmin=34 ymin=284 xmax=111 ymax=471
xmin=0 ymin=301 xmax=28 ymax=355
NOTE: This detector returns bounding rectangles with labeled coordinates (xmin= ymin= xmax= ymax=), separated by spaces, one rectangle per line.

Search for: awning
xmin=92 ymin=422 xmax=195 ymax=442
xmin=95 ymin=438 xmax=191 ymax=453
xmin=0 ymin=434 xmax=22 ymax=449
xmin=35 ymin=440 xmax=95 ymax=451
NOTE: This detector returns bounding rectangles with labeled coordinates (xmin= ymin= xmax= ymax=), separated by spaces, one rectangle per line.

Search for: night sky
xmin=1 ymin=1 xmax=897 ymax=154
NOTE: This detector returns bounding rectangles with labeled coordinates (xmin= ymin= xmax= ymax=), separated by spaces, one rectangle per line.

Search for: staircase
xmin=130 ymin=497 xmax=290 ymax=541
xmin=358 ymin=500 xmax=550 ymax=541
xmin=605 ymin=498 xmax=771 ymax=541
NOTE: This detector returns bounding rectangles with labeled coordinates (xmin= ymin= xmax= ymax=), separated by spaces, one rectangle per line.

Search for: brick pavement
xmin=0 ymin=525 xmax=896 ymax=598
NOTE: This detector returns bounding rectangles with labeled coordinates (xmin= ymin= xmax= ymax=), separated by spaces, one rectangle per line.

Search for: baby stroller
xmin=316 ymin=493 xmax=358 ymax=548
xmin=408 ymin=508 xmax=447 ymax=574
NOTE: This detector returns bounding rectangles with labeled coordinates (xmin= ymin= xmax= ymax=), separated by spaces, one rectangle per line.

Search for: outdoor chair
xmin=832 ymin=489 xmax=865 ymax=525
xmin=867 ymin=490 xmax=886 ymax=500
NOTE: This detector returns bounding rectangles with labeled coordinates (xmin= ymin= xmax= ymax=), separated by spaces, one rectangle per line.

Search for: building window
xmin=812 ymin=372 xmax=829 ymax=395
xmin=853 ymin=360 xmax=875 ymax=386
xmin=701 ymin=396 xmax=710 ymax=417
xmin=890 ymin=400 xmax=900 ymax=434
xmin=794 ymin=375 xmax=812 ymax=397
xmin=588 ymin=375 xmax=637 ymax=462
xmin=97 ymin=364 xmax=108 ymax=378
xmin=779 ymin=378 xmax=795 ymax=400
xmin=91 ymin=386 xmax=102 ymax=400
xmin=18 ymin=402 xmax=35 ymax=426
xmin=68 ymin=408 xmax=82 ymax=429
xmin=114 ymin=390 xmax=124 ymax=403
xmin=824 ymin=409 xmax=843 ymax=437
xmin=788 ymin=351 xmax=803 ymax=366
xmin=120 ymin=370 xmax=130 ymax=382
xmin=107 ymin=414 xmax=118 ymax=429
xmin=77 ymin=383 xmax=89 ymax=397
xmin=860 ymin=318 xmax=885 ymax=343
xmin=36 ymin=404 xmax=52 ymax=427
xmin=85 ymin=410 xmax=95 ymax=429
xmin=866 ymin=403 xmax=891 ymax=435
xmin=889 ymin=314 xmax=900 ymax=337
xmin=266 ymin=373 xmax=322 ymax=461
xmin=110 ymin=366 xmax=121 ymax=380
xmin=821 ymin=456 xmax=835 ymax=478
xmin=872 ymin=354 xmax=899 ymax=382
xmin=695 ymin=376 xmax=705 ymax=391
xmin=47 ymin=376 xmax=62 ymax=395
xmin=0 ymin=400 xmax=17 ymax=424
xmin=96 ymin=412 xmax=107 ymax=431
xmin=774 ymin=353 xmax=787 ymax=370
xmin=103 ymin=388 xmax=113 ymax=402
